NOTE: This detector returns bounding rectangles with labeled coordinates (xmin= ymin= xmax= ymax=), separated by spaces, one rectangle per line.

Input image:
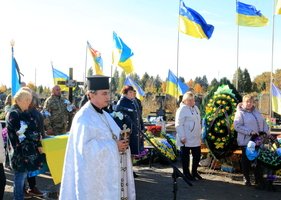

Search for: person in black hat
xmin=60 ymin=75 xmax=136 ymax=200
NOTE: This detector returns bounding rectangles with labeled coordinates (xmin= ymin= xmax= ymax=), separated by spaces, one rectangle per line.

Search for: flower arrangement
xmin=146 ymin=125 xmax=162 ymax=136
xmin=203 ymin=85 xmax=239 ymax=159
xmin=256 ymin=135 xmax=281 ymax=170
xmin=160 ymin=132 xmax=178 ymax=156
xmin=145 ymin=131 xmax=177 ymax=161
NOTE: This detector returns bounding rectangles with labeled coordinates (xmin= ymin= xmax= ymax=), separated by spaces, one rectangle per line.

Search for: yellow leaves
xmin=206 ymin=107 xmax=212 ymax=114
xmin=214 ymin=142 xmax=225 ymax=149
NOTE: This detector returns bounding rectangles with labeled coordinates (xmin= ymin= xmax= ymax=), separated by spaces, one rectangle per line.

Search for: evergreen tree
xmin=210 ymin=78 xmax=218 ymax=86
xmin=252 ymin=82 xmax=259 ymax=92
xmin=232 ymin=67 xmax=243 ymax=93
xmin=111 ymin=68 xmax=119 ymax=94
xmin=118 ymin=71 xmax=127 ymax=92
xmin=154 ymin=75 xmax=162 ymax=93
xmin=208 ymin=78 xmax=218 ymax=91
xmin=140 ymin=72 xmax=150 ymax=89
xmin=130 ymin=73 xmax=140 ymax=83
xmin=201 ymin=75 xmax=209 ymax=91
xmin=261 ymin=82 xmax=266 ymax=91
xmin=37 ymin=85 xmax=44 ymax=94
xmin=243 ymin=69 xmax=252 ymax=93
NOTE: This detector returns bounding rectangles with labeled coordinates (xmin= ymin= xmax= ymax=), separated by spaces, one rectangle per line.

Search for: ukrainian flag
xmin=179 ymin=0 xmax=214 ymax=39
xmin=124 ymin=76 xmax=145 ymax=100
xmin=276 ymin=0 xmax=281 ymax=15
xmin=11 ymin=48 xmax=21 ymax=97
xmin=87 ymin=41 xmax=103 ymax=75
xmin=166 ymin=70 xmax=189 ymax=98
xmin=237 ymin=1 xmax=268 ymax=27
xmin=42 ymin=134 xmax=69 ymax=184
xmin=112 ymin=32 xmax=134 ymax=74
xmin=52 ymin=67 xmax=69 ymax=92
xmin=272 ymin=83 xmax=281 ymax=115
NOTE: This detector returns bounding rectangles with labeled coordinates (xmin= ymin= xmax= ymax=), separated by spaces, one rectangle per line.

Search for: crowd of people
xmin=0 ymin=83 xmax=74 ymax=200
xmin=0 ymin=76 xmax=278 ymax=199
xmin=0 ymin=75 xmax=147 ymax=200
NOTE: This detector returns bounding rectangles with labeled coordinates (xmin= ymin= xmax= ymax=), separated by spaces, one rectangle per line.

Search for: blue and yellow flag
xmin=124 ymin=76 xmax=145 ymax=100
xmin=87 ymin=41 xmax=103 ymax=75
xmin=42 ymin=134 xmax=69 ymax=184
xmin=112 ymin=32 xmax=134 ymax=74
xmin=52 ymin=66 xmax=69 ymax=92
xmin=276 ymin=0 xmax=281 ymax=15
xmin=179 ymin=0 xmax=214 ymax=39
xmin=272 ymin=83 xmax=281 ymax=115
xmin=236 ymin=1 xmax=268 ymax=27
xmin=166 ymin=70 xmax=189 ymax=98
xmin=11 ymin=47 xmax=22 ymax=97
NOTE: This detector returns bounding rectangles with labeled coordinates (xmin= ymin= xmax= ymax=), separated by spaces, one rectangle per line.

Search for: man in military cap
xmin=43 ymin=85 xmax=73 ymax=135
xmin=60 ymin=75 xmax=135 ymax=200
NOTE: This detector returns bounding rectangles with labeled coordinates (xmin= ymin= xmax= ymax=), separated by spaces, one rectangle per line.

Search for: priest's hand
xmin=117 ymin=139 xmax=129 ymax=153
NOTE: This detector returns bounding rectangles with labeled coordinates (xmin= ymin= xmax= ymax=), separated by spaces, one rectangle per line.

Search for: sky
xmin=0 ymin=0 xmax=280 ymax=88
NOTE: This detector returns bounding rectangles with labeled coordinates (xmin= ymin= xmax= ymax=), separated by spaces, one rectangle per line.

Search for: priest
xmin=59 ymin=75 xmax=135 ymax=200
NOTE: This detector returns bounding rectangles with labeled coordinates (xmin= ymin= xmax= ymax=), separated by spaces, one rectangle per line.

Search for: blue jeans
xmin=13 ymin=171 xmax=27 ymax=200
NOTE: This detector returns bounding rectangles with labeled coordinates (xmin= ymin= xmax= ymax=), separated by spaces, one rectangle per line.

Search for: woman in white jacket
xmin=0 ymin=124 xmax=6 ymax=200
xmin=175 ymin=91 xmax=202 ymax=180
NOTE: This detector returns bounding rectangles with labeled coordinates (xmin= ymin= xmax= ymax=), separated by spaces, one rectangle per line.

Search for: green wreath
xmin=203 ymin=85 xmax=239 ymax=159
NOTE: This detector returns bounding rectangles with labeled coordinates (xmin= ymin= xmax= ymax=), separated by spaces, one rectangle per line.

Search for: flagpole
xmin=11 ymin=40 xmax=15 ymax=98
xmin=269 ymin=0 xmax=277 ymax=130
xmin=84 ymin=41 xmax=88 ymax=83
xmin=51 ymin=61 xmax=55 ymax=85
xmin=110 ymin=64 xmax=113 ymax=102
xmin=236 ymin=0 xmax=239 ymax=91
xmin=175 ymin=0 xmax=181 ymax=102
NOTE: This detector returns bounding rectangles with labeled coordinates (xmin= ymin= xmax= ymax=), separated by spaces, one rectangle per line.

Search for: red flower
xmin=146 ymin=125 xmax=162 ymax=136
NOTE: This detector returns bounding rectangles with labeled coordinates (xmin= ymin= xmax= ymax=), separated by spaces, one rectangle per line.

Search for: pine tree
xmin=243 ymin=69 xmax=252 ymax=93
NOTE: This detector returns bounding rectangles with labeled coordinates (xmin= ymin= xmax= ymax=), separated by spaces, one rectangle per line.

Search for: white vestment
xmin=59 ymin=102 xmax=135 ymax=200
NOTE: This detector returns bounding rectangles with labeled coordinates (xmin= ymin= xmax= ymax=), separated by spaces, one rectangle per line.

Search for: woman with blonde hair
xmin=6 ymin=89 xmax=44 ymax=200
xmin=234 ymin=94 xmax=269 ymax=187
xmin=175 ymin=91 xmax=202 ymax=180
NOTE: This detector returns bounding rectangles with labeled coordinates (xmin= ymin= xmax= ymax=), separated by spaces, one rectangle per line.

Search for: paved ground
xmin=3 ymin=161 xmax=281 ymax=200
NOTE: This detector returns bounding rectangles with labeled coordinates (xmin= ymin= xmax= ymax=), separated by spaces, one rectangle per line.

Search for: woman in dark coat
xmin=6 ymin=89 xmax=44 ymax=200
xmin=116 ymin=86 xmax=144 ymax=156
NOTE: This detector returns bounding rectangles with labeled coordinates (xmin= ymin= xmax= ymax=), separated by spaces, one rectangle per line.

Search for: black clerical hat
xmin=87 ymin=75 xmax=110 ymax=91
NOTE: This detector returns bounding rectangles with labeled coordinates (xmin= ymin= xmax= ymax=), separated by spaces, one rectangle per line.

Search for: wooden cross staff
xmin=120 ymin=124 xmax=131 ymax=140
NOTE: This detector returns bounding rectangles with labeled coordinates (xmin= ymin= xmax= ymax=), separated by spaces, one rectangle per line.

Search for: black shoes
xmin=133 ymin=172 xmax=139 ymax=178
xmin=184 ymin=173 xmax=195 ymax=181
xmin=244 ymin=181 xmax=252 ymax=186
xmin=192 ymin=173 xmax=203 ymax=180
